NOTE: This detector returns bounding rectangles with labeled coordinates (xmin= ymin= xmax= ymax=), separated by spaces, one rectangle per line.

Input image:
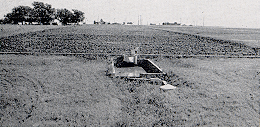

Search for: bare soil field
xmin=0 ymin=25 xmax=260 ymax=126
xmin=152 ymin=26 xmax=260 ymax=48
xmin=0 ymin=25 xmax=258 ymax=56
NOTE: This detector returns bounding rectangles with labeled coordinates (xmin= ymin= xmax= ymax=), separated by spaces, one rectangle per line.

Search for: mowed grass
xmin=0 ymin=54 xmax=194 ymax=126
xmin=0 ymin=55 xmax=123 ymax=126
xmin=154 ymin=57 xmax=260 ymax=126
xmin=1 ymin=54 xmax=259 ymax=126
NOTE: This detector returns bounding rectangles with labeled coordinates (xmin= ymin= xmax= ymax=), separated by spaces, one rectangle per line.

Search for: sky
xmin=0 ymin=0 xmax=259 ymax=28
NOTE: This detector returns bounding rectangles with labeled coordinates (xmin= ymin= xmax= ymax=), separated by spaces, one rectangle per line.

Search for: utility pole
xmin=203 ymin=17 xmax=204 ymax=26
xmin=202 ymin=11 xmax=205 ymax=27
xmin=140 ymin=15 xmax=142 ymax=25
xmin=138 ymin=15 xmax=139 ymax=25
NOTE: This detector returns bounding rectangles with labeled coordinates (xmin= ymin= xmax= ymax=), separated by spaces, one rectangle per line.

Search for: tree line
xmin=1 ymin=1 xmax=85 ymax=25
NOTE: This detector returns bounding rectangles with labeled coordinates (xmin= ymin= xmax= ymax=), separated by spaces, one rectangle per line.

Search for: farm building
xmin=94 ymin=19 xmax=109 ymax=24
xmin=126 ymin=22 xmax=134 ymax=25
xmin=162 ymin=22 xmax=181 ymax=25
xmin=123 ymin=22 xmax=134 ymax=25
xmin=51 ymin=19 xmax=62 ymax=25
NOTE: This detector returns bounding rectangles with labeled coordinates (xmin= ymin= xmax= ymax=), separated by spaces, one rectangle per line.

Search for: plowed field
xmin=1 ymin=25 xmax=258 ymax=56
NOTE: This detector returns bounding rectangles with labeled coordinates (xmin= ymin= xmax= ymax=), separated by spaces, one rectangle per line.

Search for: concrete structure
xmin=107 ymin=48 xmax=176 ymax=89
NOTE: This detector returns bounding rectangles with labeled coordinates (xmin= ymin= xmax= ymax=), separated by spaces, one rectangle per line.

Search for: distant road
xmin=151 ymin=26 xmax=260 ymax=48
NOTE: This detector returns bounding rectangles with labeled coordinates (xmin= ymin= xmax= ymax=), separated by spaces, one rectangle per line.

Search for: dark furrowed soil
xmin=0 ymin=25 xmax=258 ymax=56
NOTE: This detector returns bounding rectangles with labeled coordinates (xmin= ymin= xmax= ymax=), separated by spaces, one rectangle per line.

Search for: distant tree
xmin=56 ymin=8 xmax=73 ymax=25
xmin=2 ymin=1 xmax=85 ymax=25
xmin=32 ymin=1 xmax=55 ymax=24
xmin=71 ymin=9 xmax=84 ymax=24
xmin=56 ymin=9 xmax=85 ymax=25
xmin=4 ymin=13 xmax=15 ymax=24
xmin=4 ymin=6 xmax=33 ymax=24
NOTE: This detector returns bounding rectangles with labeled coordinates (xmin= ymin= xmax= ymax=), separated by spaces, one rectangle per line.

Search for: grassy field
xmin=1 ymin=55 xmax=259 ymax=126
xmin=155 ymin=57 xmax=260 ymax=126
xmin=0 ymin=55 xmax=123 ymax=126
xmin=152 ymin=26 xmax=260 ymax=48
xmin=0 ymin=25 xmax=259 ymax=126
xmin=0 ymin=24 xmax=66 ymax=38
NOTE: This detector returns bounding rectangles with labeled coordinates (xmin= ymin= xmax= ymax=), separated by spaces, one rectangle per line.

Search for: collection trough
xmin=107 ymin=48 xmax=176 ymax=90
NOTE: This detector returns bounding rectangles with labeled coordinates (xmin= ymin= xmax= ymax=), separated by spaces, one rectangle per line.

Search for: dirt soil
xmin=1 ymin=54 xmax=259 ymax=126
xmin=1 ymin=25 xmax=258 ymax=56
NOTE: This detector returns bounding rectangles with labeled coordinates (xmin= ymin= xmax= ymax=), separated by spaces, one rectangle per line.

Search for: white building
xmin=52 ymin=19 xmax=62 ymax=25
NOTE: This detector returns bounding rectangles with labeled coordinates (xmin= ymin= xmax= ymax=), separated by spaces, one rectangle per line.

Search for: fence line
xmin=0 ymin=52 xmax=260 ymax=58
